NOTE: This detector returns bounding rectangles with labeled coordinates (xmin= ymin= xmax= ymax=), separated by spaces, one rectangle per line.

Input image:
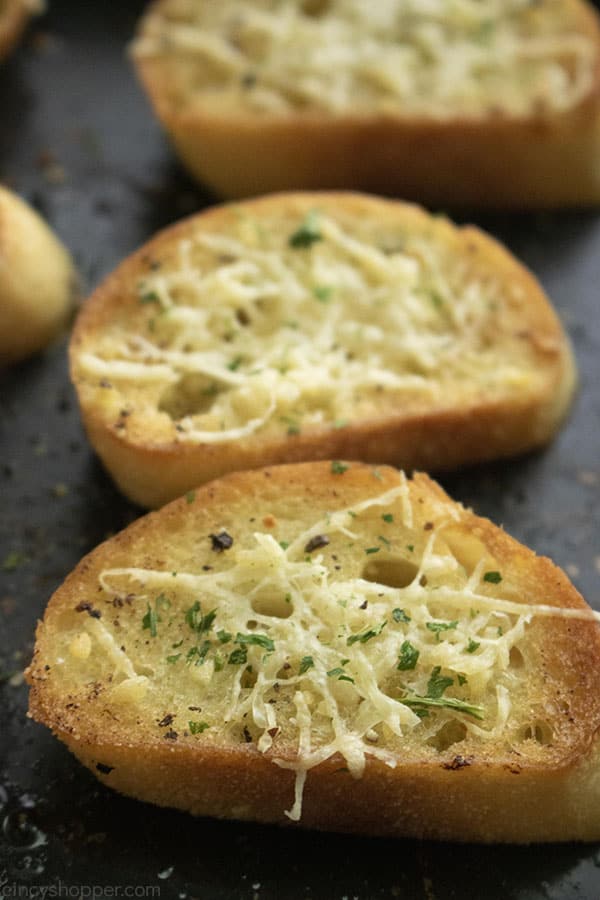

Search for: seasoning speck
xmin=210 ymin=531 xmax=233 ymax=552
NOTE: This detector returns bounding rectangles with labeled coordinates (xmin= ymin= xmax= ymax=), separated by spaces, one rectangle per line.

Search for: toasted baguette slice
xmin=0 ymin=0 xmax=41 ymax=61
xmin=26 ymin=461 xmax=600 ymax=842
xmin=131 ymin=0 xmax=600 ymax=207
xmin=0 ymin=184 xmax=77 ymax=365
xmin=69 ymin=192 xmax=576 ymax=509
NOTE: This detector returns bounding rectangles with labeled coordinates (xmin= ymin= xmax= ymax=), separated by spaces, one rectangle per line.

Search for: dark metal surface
xmin=1 ymin=2 xmax=600 ymax=898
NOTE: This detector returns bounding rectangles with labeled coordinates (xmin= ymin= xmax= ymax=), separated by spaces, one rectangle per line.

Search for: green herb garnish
xmin=392 ymin=608 xmax=411 ymax=624
xmin=331 ymin=460 xmax=349 ymax=475
xmin=299 ymin=656 xmax=314 ymax=675
xmin=346 ymin=619 xmax=387 ymax=647
xmin=139 ymin=290 xmax=160 ymax=305
xmin=235 ymin=633 xmax=275 ymax=652
xmin=347 ymin=621 xmax=387 ymax=646
xmin=382 ymin=514 xmax=394 ymax=524
xmin=426 ymin=620 xmax=458 ymax=640
xmin=166 ymin=654 xmax=181 ymax=664
xmin=185 ymin=490 xmax=196 ymax=504
xmin=185 ymin=601 xmax=217 ymax=634
xmin=365 ymin=547 xmax=380 ymax=555
xmin=289 ymin=211 xmax=323 ymax=249
xmin=228 ymin=647 xmax=248 ymax=665
xmin=397 ymin=640 xmax=419 ymax=671
xmin=189 ymin=721 xmax=209 ymax=734
xmin=484 ymin=571 xmax=502 ymax=584
xmin=142 ymin=595 xmax=169 ymax=637
xmin=402 ymin=695 xmax=484 ymax=720
xmin=401 ymin=665 xmax=484 ymax=720
xmin=313 ymin=285 xmax=333 ymax=302
xmin=465 ymin=638 xmax=481 ymax=654
xmin=327 ymin=667 xmax=355 ymax=684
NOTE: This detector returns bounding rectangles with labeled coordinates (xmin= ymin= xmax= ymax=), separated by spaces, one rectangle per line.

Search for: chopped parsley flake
xmin=397 ymin=640 xmax=419 ymax=671
xmin=331 ymin=460 xmax=349 ymax=475
xmin=313 ymin=285 xmax=332 ymax=302
xmin=235 ymin=633 xmax=275 ymax=652
xmin=185 ymin=490 xmax=196 ymax=504
xmin=326 ymin=667 xmax=355 ymax=684
xmin=465 ymin=638 xmax=481 ymax=654
xmin=217 ymin=630 xmax=232 ymax=644
xmin=186 ymin=641 xmax=211 ymax=666
xmin=402 ymin=694 xmax=484 ymax=720
xmin=228 ymin=647 xmax=247 ymax=665
xmin=289 ymin=211 xmax=322 ymax=249
xmin=185 ymin=601 xmax=216 ymax=635
xmin=426 ymin=620 xmax=458 ymax=640
xmin=426 ymin=666 xmax=454 ymax=699
xmin=401 ymin=666 xmax=484 ymax=719
xmin=382 ymin=514 xmax=394 ymax=524
xmin=365 ymin=547 xmax=380 ymax=555
xmin=392 ymin=608 xmax=411 ymax=624
xmin=484 ymin=571 xmax=503 ymax=584
xmin=189 ymin=721 xmax=209 ymax=734
xmin=139 ymin=290 xmax=160 ymax=305
xmin=299 ymin=656 xmax=314 ymax=675
xmin=227 ymin=355 xmax=243 ymax=371
xmin=347 ymin=620 xmax=387 ymax=646
xmin=166 ymin=654 xmax=181 ymax=664
xmin=142 ymin=595 xmax=168 ymax=637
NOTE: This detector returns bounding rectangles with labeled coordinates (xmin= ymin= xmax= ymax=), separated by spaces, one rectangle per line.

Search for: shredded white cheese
xmin=78 ymin=209 xmax=540 ymax=445
xmin=133 ymin=0 xmax=598 ymax=118
xmin=90 ymin=485 xmax=600 ymax=820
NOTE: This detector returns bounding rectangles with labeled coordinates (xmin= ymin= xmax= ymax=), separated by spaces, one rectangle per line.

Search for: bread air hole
xmin=250 ymin=589 xmax=293 ymax=619
xmin=301 ymin=0 xmax=331 ymax=16
xmin=509 ymin=646 xmax=525 ymax=669
xmin=519 ymin=721 xmax=553 ymax=745
xmin=158 ymin=373 xmax=225 ymax=420
xmin=427 ymin=720 xmax=467 ymax=753
xmin=362 ymin=557 xmax=419 ymax=589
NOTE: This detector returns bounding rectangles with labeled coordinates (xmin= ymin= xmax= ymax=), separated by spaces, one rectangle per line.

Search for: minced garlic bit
xmin=133 ymin=0 xmax=597 ymax=118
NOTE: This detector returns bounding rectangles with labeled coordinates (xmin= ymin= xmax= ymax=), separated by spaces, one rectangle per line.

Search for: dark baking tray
xmin=1 ymin=2 xmax=600 ymax=898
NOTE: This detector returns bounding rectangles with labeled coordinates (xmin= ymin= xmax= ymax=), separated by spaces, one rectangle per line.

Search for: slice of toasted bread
xmin=131 ymin=0 xmax=600 ymax=206
xmin=69 ymin=192 xmax=575 ymax=509
xmin=26 ymin=461 xmax=600 ymax=842
xmin=0 ymin=184 xmax=77 ymax=365
xmin=0 ymin=0 xmax=41 ymax=61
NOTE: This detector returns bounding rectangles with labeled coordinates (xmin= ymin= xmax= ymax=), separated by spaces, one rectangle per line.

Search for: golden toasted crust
xmin=0 ymin=0 xmax=38 ymax=61
xmin=69 ymin=192 xmax=576 ymax=508
xmin=26 ymin=462 xmax=600 ymax=841
xmin=131 ymin=0 xmax=600 ymax=206
xmin=0 ymin=185 xmax=77 ymax=365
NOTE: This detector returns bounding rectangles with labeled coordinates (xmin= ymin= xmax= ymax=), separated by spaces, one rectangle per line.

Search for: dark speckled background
xmin=1 ymin=3 xmax=600 ymax=898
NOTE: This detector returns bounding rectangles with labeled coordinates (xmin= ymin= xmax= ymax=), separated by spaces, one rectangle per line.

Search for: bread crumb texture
xmin=132 ymin=0 xmax=598 ymax=118
xmin=70 ymin=193 xmax=574 ymax=506
xmin=26 ymin=463 xmax=600 ymax=840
